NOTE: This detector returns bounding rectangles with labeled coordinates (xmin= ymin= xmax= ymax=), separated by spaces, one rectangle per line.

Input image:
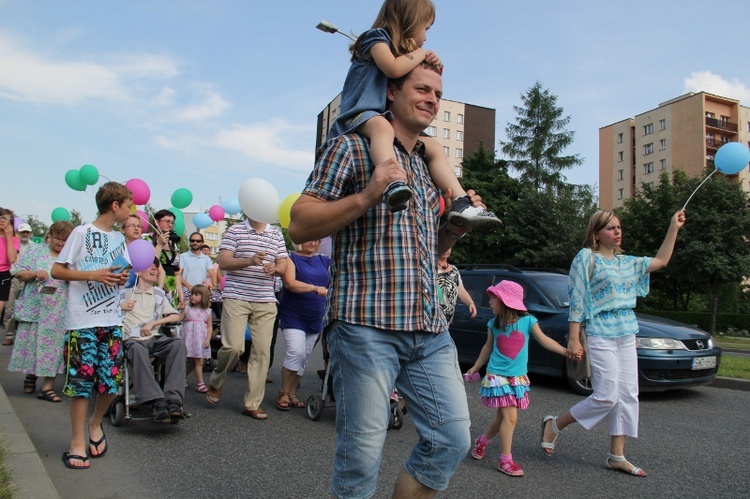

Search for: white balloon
xmin=238 ymin=178 xmax=280 ymax=223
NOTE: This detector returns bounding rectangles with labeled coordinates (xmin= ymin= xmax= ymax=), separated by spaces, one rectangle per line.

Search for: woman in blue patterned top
xmin=540 ymin=209 xmax=685 ymax=477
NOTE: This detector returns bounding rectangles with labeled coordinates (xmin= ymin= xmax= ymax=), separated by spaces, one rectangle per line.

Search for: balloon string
xmin=682 ymin=169 xmax=716 ymax=211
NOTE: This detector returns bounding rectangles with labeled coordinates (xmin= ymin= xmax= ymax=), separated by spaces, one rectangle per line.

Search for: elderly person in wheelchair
xmin=120 ymin=258 xmax=187 ymax=423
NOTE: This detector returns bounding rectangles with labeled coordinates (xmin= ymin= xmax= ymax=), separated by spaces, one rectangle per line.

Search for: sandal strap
xmin=550 ymin=417 xmax=560 ymax=436
xmin=608 ymin=453 xmax=626 ymax=462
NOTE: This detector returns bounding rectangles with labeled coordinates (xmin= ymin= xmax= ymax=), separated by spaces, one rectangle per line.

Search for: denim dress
xmin=326 ymin=28 xmax=392 ymax=140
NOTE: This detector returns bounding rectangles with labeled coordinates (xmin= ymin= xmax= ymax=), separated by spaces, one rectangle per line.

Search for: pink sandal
xmin=196 ymin=383 xmax=208 ymax=393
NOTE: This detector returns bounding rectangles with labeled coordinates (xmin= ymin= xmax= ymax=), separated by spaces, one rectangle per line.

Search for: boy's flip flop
xmin=88 ymin=425 xmax=108 ymax=458
xmin=62 ymin=452 xmax=90 ymax=470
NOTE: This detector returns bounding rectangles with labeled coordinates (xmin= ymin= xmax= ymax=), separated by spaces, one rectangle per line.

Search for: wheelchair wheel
xmin=110 ymin=397 xmax=126 ymax=427
xmin=306 ymin=394 xmax=324 ymax=421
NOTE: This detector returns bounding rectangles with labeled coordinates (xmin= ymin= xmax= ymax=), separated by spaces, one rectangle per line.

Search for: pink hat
xmin=486 ymin=280 xmax=527 ymax=312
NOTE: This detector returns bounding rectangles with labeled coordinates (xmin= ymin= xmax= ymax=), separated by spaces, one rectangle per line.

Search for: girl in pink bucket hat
xmin=464 ymin=280 xmax=568 ymax=477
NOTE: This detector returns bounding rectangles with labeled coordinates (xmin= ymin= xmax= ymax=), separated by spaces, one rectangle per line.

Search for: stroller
xmin=305 ymin=345 xmax=407 ymax=430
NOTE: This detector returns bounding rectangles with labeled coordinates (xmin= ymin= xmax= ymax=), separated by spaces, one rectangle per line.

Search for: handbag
xmin=565 ymin=250 xmax=595 ymax=381
xmin=565 ymin=327 xmax=591 ymax=381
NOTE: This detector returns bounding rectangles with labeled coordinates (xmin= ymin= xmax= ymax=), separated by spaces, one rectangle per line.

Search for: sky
xmin=2 ymin=0 xmax=749 ymax=224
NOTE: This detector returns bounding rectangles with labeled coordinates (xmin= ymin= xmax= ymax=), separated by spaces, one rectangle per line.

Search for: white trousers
xmin=282 ymin=328 xmax=319 ymax=376
xmin=570 ymin=334 xmax=639 ymax=438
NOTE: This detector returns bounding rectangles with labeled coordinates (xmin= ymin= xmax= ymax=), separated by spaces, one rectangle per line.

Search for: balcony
xmin=706 ymin=138 xmax=728 ymax=150
xmin=705 ymin=117 xmax=738 ymax=133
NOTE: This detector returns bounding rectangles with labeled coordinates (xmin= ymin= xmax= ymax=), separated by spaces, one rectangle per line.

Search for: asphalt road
xmin=1 ymin=335 xmax=748 ymax=499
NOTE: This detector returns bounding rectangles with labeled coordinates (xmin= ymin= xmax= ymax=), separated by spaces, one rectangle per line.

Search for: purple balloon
xmin=127 ymin=239 xmax=155 ymax=272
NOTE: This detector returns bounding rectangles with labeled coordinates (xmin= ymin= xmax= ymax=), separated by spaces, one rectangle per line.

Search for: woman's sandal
xmin=276 ymin=391 xmax=291 ymax=411
xmin=540 ymin=415 xmax=560 ymax=456
xmin=288 ymin=394 xmax=305 ymax=409
xmin=196 ymin=383 xmax=208 ymax=393
xmin=606 ymin=454 xmax=647 ymax=476
xmin=37 ymin=389 xmax=62 ymax=403
xmin=23 ymin=374 xmax=38 ymax=394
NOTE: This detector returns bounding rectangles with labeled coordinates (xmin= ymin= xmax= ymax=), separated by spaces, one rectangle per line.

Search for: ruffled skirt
xmin=479 ymin=373 xmax=531 ymax=409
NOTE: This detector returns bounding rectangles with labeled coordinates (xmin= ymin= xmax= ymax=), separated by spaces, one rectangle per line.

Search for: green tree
xmin=22 ymin=214 xmax=48 ymax=238
xmin=449 ymin=143 xmax=518 ymax=264
xmin=620 ymin=170 xmax=750 ymax=333
xmin=70 ymin=209 xmax=84 ymax=226
xmin=500 ymin=81 xmax=582 ymax=191
xmin=502 ymin=183 xmax=597 ymax=270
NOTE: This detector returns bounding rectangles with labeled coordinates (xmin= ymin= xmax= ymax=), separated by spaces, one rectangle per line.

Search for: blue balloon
xmin=192 ymin=213 xmax=212 ymax=229
xmin=715 ymin=142 xmax=750 ymax=175
xmin=222 ymin=197 xmax=242 ymax=215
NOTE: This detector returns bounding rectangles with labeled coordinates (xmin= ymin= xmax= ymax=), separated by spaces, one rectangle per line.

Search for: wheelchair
xmin=109 ymin=324 xmax=187 ymax=426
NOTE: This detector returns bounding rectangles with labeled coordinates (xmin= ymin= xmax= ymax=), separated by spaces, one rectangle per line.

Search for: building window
xmin=643 ymin=123 xmax=653 ymax=135
xmin=443 ymin=146 xmax=450 ymax=157
xmin=660 ymin=119 xmax=666 ymax=130
xmin=618 ymin=188 xmax=624 ymax=199
xmin=456 ymin=130 xmax=463 ymax=141
xmin=618 ymin=151 xmax=624 ymax=162
xmin=618 ymin=169 xmax=624 ymax=180
xmin=618 ymin=133 xmax=624 ymax=143
xmin=444 ymin=111 xmax=451 ymax=122
xmin=455 ymin=148 xmax=463 ymax=158
xmin=644 ymin=143 xmax=653 ymax=155
xmin=457 ymin=114 xmax=464 ymax=124
xmin=443 ymin=128 xmax=450 ymax=139
xmin=645 ymin=182 xmax=654 ymax=189
xmin=660 ymin=159 xmax=666 ymax=170
xmin=747 ymin=122 xmax=750 ymax=132
xmin=659 ymin=139 xmax=666 ymax=150
xmin=425 ymin=126 xmax=437 ymax=137
xmin=644 ymin=162 xmax=654 ymax=174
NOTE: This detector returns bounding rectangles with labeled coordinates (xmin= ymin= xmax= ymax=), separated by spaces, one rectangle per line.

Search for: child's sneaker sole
xmin=447 ymin=211 xmax=503 ymax=232
xmin=384 ymin=183 xmax=412 ymax=212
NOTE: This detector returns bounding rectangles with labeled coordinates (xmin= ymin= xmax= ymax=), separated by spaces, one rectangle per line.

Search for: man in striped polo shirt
xmin=290 ymin=62 xmax=482 ymax=498
xmin=205 ymin=217 xmax=287 ymax=420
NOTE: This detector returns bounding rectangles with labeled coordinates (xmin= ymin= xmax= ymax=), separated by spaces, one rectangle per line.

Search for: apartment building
xmin=599 ymin=91 xmax=750 ymax=210
xmin=316 ymin=94 xmax=495 ymax=177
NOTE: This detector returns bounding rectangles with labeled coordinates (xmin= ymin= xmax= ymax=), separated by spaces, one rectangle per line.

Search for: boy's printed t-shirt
xmin=56 ymin=223 xmax=129 ymax=330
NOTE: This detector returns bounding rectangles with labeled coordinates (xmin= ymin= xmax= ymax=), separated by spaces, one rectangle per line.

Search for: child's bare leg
xmin=498 ymin=406 xmax=518 ymax=456
xmin=423 ymin=137 xmax=466 ymax=199
xmin=68 ymin=397 xmax=90 ymax=465
xmin=483 ymin=409 xmax=503 ymax=441
xmin=195 ymin=359 xmax=204 ymax=384
xmin=358 ymin=116 xmax=412 ymax=212
xmin=88 ymin=393 xmax=115 ymax=455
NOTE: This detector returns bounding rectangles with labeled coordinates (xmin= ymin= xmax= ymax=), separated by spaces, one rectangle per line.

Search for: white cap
xmin=18 ymin=223 xmax=32 ymax=233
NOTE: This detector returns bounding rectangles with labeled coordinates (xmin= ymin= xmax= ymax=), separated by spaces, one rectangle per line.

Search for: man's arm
xmin=218 ymin=248 xmax=265 ymax=271
xmin=436 ymin=189 xmax=484 ymax=255
xmin=289 ymin=157 xmax=407 ymax=243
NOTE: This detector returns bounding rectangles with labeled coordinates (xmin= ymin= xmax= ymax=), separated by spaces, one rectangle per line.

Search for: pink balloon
xmin=136 ymin=210 xmax=149 ymax=230
xmin=125 ymin=178 xmax=151 ymax=205
xmin=127 ymin=239 xmax=155 ymax=272
xmin=208 ymin=205 xmax=225 ymax=222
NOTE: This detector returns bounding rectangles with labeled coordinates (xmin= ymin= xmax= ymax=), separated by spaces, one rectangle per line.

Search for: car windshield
xmin=528 ymin=274 xmax=569 ymax=308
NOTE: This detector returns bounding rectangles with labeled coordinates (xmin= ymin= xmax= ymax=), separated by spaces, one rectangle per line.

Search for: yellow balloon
xmin=130 ymin=204 xmax=138 ymax=214
xmin=278 ymin=193 xmax=301 ymax=228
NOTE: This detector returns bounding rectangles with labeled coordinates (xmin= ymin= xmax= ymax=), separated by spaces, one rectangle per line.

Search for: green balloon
xmin=79 ymin=164 xmax=99 ymax=185
xmin=167 ymin=206 xmax=184 ymax=222
xmin=64 ymin=169 xmax=87 ymax=191
xmin=51 ymin=207 xmax=71 ymax=222
xmin=171 ymin=188 xmax=193 ymax=209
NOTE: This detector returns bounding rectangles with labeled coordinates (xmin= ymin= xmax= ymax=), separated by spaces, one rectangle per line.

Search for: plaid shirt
xmin=303 ymin=134 xmax=447 ymax=333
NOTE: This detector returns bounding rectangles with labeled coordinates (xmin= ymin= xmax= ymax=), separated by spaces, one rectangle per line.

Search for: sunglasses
xmin=189 ymin=239 xmax=203 ymax=243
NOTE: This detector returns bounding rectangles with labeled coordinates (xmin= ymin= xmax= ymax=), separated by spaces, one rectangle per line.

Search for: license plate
xmin=692 ymin=356 xmax=716 ymax=370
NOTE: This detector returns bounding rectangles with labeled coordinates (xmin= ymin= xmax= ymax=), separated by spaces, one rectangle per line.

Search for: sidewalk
xmin=0 ymin=379 xmax=59 ymax=498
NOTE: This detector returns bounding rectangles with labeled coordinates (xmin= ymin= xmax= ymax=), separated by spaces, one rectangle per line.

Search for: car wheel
xmin=566 ymin=374 xmax=594 ymax=396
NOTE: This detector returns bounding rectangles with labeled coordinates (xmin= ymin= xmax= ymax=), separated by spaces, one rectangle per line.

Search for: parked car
xmin=449 ymin=265 xmax=721 ymax=395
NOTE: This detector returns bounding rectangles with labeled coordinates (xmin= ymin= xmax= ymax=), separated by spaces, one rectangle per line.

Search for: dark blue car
xmin=449 ymin=265 xmax=721 ymax=395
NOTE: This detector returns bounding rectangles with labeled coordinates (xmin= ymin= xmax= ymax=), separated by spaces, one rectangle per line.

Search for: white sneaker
xmin=447 ymin=205 xmax=503 ymax=232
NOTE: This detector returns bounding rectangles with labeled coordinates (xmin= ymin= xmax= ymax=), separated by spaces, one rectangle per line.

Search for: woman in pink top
xmin=0 ymin=208 xmax=20 ymax=323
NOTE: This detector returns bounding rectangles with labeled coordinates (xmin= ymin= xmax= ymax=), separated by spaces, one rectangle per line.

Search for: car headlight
xmin=636 ymin=337 xmax=686 ymax=350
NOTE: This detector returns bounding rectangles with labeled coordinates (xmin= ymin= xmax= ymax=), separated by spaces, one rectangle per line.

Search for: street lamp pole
xmin=316 ymin=20 xmax=357 ymax=43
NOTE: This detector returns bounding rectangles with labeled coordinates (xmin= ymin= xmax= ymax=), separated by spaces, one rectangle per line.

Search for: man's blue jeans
xmin=328 ymin=321 xmax=471 ymax=499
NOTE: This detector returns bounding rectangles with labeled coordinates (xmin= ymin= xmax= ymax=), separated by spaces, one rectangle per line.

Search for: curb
xmin=709 ymin=376 xmax=750 ymax=392
xmin=0 ymin=381 xmax=60 ymax=498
